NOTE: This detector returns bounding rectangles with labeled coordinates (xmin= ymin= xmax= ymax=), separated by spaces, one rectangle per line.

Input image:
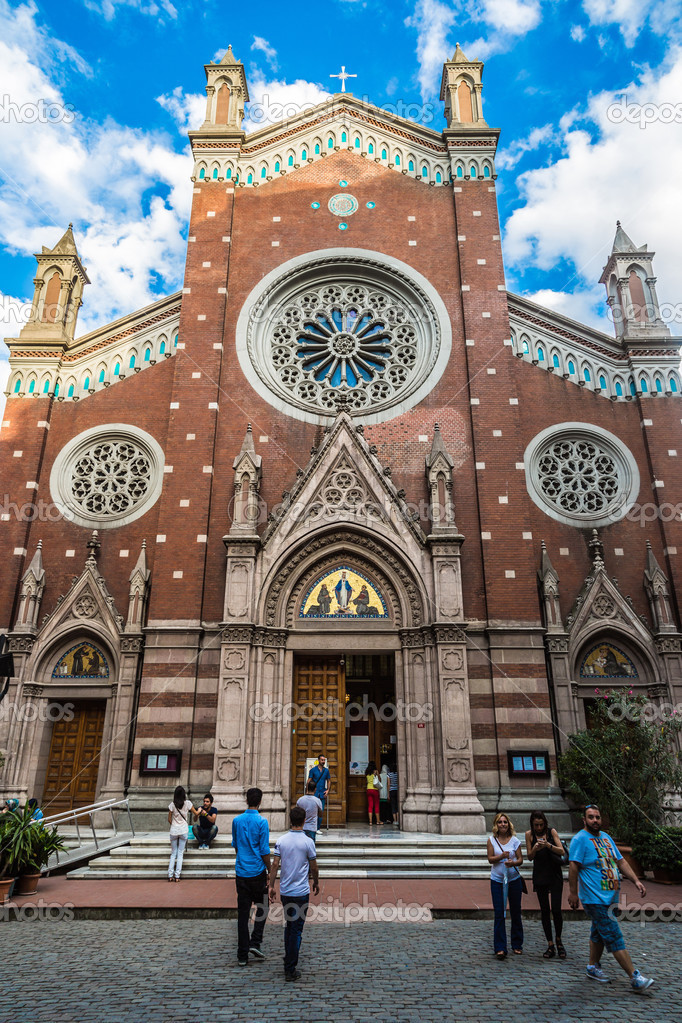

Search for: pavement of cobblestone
xmin=3 ymin=918 xmax=679 ymax=1023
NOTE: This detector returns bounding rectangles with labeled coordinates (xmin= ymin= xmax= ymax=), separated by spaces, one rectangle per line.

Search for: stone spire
xmin=600 ymin=220 xmax=671 ymax=344
xmin=644 ymin=540 xmax=676 ymax=632
xmin=15 ymin=224 xmax=89 ymax=347
xmin=426 ymin=423 xmax=457 ymax=533
xmin=230 ymin=424 xmax=262 ymax=536
xmin=538 ymin=541 xmax=562 ymax=630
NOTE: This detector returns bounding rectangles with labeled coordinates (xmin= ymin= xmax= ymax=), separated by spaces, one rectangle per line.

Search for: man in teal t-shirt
xmin=568 ymin=805 xmax=653 ymax=992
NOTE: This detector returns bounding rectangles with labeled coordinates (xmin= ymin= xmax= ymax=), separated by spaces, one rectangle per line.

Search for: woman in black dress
xmin=525 ymin=810 xmax=566 ymax=958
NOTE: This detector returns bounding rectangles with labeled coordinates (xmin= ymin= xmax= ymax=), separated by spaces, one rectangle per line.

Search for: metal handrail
xmin=40 ymin=797 xmax=135 ymax=866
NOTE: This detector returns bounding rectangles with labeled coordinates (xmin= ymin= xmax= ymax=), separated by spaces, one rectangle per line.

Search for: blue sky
xmin=1 ymin=0 xmax=682 ymax=400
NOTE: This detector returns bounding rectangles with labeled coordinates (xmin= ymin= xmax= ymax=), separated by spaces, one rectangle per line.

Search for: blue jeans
xmin=304 ymin=829 xmax=317 ymax=845
xmin=491 ymin=878 xmax=523 ymax=953
xmin=194 ymin=823 xmax=218 ymax=847
xmin=282 ymin=895 xmax=309 ymax=974
xmin=316 ymin=795 xmax=326 ymax=827
xmin=168 ymin=833 xmax=187 ymax=878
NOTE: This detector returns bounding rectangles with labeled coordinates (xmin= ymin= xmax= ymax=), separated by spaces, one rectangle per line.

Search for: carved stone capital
xmin=647 ymin=683 xmax=668 ymax=699
xmin=252 ymin=627 xmax=288 ymax=649
xmin=433 ymin=624 xmax=467 ymax=645
xmin=399 ymin=627 xmax=432 ymax=649
xmin=221 ymin=624 xmax=255 ymax=645
xmin=655 ymin=636 xmax=682 ymax=654
xmin=546 ymin=635 xmax=570 ymax=654
xmin=120 ymin=636 xmax=144 ymax=653
xmin=22 ymin=683 xmax=43 ymax=698
xmin=8 ymin=636 xmax=35 ymax=654
xmin=570 ymin=682 xmax=579 ymax=698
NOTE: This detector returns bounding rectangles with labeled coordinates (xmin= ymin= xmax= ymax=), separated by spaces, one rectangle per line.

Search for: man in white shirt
xmin=268 ymin=805 xmax=319 ymax=982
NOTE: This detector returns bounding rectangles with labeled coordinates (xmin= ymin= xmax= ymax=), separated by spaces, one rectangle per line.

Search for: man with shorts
xmin=568 ymin=805 xmax=653 ymax=991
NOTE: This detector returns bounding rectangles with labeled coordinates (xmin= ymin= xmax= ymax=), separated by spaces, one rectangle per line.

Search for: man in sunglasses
xmin=568 ymin=805 xmax=654 ymax=992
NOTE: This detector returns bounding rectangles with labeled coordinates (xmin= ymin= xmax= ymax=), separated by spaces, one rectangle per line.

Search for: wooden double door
xmin=42 ymin=700 xmax=106 ymax=811
xmin=290 ymin=655 xmax=396 ymax=825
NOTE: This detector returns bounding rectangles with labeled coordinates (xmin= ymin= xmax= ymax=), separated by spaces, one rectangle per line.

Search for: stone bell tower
xmin=440 ymin=44 xmax=499 ymax=181
xmin=17 ymin=224 xmax=89 ymax=347
xmin=600 ymin=221 xmax=670 ymax=342
xmin=196 ymin=44 xmax=249 ymax=136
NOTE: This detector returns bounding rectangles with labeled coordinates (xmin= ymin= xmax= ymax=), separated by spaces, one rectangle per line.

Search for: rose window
xmin=71 ymin=441 xmax=153 ymax=517
xmin=50 ymin=425 xmax=165 ymax=529
xmin=237 ymin=253 xmax=451 ymax=424
xmin=525 ymin=424 xmax=639 ymax=528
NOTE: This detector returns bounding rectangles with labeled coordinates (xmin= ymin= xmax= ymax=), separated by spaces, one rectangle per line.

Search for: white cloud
xmin=405 ymin=0 xmax=456 ymax=99
xmin=156 ymin=86 xmax=206 ymax=133
xmin=570 ymin=24 xmax=586 ymax=41
xmin=407 ymin=0 xmax=542 ymax=98
xmin=496 ymin=123 xmax=554 ymax=170
xmin=82 ymin=0 xmax=177 ymax=20
xmin=503 ymin=49 xmax=682 ymax=330
xmin=0 ymin=0 xmax=191 ymax=337
xmin=582 ymin=0 xmax=682 ymax=47
xmin=251 ymin=36 xmax=278 ymax=71
xmin=517 ymin=287 xmax=610 ymax=332
xmin=244 ymin=74 xmax=331 ymax=131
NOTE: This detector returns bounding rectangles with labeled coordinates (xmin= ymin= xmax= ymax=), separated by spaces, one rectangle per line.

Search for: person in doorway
xmin=365 ymin=761 xmax=381 ymax=825
xmin=308 ymin=755 xmax=330 ymax=833
xmin=268 ymin=805 xmax=319 ymax=982
xmin=487 ymin=811 xmax=524 ymax=958
xmin=192 ymin=793 xmax=218 ymax=849
xmin=525 ymin=810 xmax=565 ymax=958
xmin=297 ymin=778 xmax=323 ymax=844
xmin=387 ymin=762 xmax=399 ymax=827
xmin=231 ymin=787 xmax=271 ymax=966
xmin=379 ymin=764 xmax=391 ymax=823
xmin=568 ymin=804 xmax=653 ymax=991
xmin=167 ymin=785 xmax=195 ymax=881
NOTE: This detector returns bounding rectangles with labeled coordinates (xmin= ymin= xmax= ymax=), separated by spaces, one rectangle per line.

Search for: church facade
xmin=1 ymin=47 xmax=681 ymax=832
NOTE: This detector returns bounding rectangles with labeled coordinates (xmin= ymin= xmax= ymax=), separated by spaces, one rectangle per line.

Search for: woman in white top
xmin=167 ymin=785 xmax=196 ymax=881
xmin=487 ymin=812 xmax=524 ymax=958
xmin=379 ymin=764 xmax=391 ymax=824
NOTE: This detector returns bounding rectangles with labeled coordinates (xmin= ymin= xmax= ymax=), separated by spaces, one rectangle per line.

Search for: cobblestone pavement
xmin=4 ymin=918 xmax=680 ymax=1022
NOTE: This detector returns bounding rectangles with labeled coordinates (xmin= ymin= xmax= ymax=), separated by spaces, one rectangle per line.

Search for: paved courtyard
xmin=4 ymin=918 xmax=679 ymax=1022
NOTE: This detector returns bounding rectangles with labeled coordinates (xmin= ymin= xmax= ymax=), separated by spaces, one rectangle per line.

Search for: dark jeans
xmin=389 ymin=790 xmax=398 ymax=816
xmin=536 ymin=882 xmax=564 ymax=943
xmin=236 ymin=870 xmax=269 ymax=959
xmin=316 ymin=795 xmax=325 ymax=826
xmin=490 ymin=877 xmax=523 ymax=953
xmin=304 ymin=829 xmax=317 ymax=845
xmin=282 ymin=894 xmax=309 ymax=974
xmin=194 ymin=823 xmax=218 ymax=847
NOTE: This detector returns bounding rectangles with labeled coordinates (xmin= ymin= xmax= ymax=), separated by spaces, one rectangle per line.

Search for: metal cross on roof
xmin=330 ymin=66 xmax=357 ymax=93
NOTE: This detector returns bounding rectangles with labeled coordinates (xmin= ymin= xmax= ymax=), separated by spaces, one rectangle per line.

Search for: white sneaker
xmin=317 ymin=828 xmax=323 ymax=834
xmin=630 ymin=969 xmax=654 ymax=992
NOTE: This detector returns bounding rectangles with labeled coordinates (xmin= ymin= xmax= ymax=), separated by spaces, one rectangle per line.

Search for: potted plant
xmin=632 ymin=826 xmax=682 ymax=884
xmin=0 ymin=805 xmax=21 ymax=902
xmin=558 ymin=688 xmax=682 ymax=860
xmin=1 ymin=803 xmax=66 ymax=898
xmin=11 ymin=804 xmax=66 ymax=896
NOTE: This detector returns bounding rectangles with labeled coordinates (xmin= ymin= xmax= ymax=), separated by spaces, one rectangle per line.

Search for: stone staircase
xmin=69 ymin=831 xmax=495 ymax=880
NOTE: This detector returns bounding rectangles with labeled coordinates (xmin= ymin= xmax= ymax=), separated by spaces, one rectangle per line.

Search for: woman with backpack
xmin=525 ymin=810 xmax=566 ymax=958
xmin=167 ymin=785 xmax=196 ymax=881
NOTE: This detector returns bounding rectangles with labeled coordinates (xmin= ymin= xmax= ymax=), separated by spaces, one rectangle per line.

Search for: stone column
xmin=7 ymin=682 xmax=44 ymax=801
xmin=98 ymin=636 xmax=143 ymax=802
xmin=212 ymin=625 xmax=253 ymax=812
xmin=399 ymin=627 xmax=440 ymax=832
xmin=433 ymin=625 xmax=486 ymax=833
xmin=248 ymin=628 xmax=288 ymax=830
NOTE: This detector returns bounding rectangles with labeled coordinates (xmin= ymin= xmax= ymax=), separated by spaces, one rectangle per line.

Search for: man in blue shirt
xmin=307 ymin=755 xmax=330 ymax=833
xmin=231 ymin=787 xmax=271 ymax=966
xmin=568 ymin=804 xmax=654 ymax=992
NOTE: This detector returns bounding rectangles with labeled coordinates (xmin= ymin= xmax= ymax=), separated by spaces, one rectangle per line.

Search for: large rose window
xmin=236 ymin=251 xmax=451 ymax=424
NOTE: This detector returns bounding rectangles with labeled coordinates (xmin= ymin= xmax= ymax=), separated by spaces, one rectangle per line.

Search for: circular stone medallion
xmin=328 ymin=193 xmax=359 ymax=217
